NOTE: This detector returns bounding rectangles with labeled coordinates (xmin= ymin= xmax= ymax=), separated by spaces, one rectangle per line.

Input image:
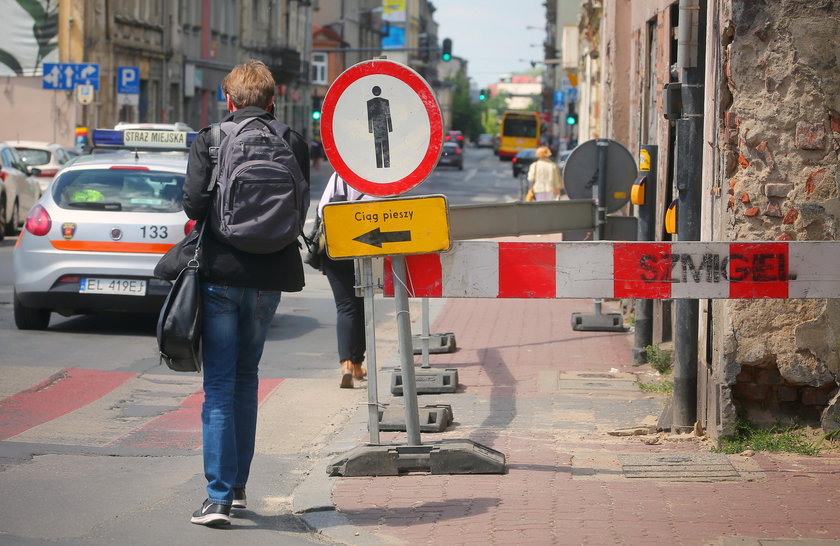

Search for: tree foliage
xmin=447 ymin=72 xmax=483 ymax=139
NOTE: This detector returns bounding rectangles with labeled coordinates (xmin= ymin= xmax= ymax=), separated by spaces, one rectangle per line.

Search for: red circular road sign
xmin=321 ymin=59 xmax=443 ymax=197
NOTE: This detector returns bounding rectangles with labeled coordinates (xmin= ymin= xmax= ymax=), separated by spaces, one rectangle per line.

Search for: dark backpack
xmin=207 ymin=117 xmax=308 ymax=254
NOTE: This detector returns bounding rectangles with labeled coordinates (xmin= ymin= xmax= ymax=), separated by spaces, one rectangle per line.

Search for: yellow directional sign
xmin=323 ymin=195 xmax=451 ymax=259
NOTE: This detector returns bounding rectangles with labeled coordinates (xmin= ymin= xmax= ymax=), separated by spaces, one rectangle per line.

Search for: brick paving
xmin=330 ymin=297 xmax=840 ymax=545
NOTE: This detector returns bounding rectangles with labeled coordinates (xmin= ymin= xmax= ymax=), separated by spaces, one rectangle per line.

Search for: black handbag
xmin=302 ymin=216 xmax=325 ymax=270
xmin=154 ymin=222 xmax=203 ymax=281
xmin=157 ymin=223 xmax=205 ymax=373
xmin=303 ymin=174 xmax=352 ymax=271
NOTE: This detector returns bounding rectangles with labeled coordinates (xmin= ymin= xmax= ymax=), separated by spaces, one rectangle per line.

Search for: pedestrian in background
xmin=316 ymin=172 xmax=370 ymax=388
xmin=310 ymin=138 xmax=325 ymax=171
xmin=183 ymin=59 xmax=310 ymax=527
xmin=527 ymin=145 xmax=563 ymax=201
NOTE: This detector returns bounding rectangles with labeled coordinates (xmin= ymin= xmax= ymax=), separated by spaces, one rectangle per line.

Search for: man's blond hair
xmin=222 ymin=60 xmax=276 ymax=109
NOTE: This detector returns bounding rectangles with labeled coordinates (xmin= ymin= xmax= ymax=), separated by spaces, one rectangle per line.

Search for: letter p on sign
xmin=117 ymin=67 xmax=140 ymax=95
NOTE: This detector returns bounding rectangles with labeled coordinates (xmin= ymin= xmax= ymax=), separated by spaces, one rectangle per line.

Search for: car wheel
xmin=6 ymin=199 xmax=19 ymax=235
xmin=458 ymin=163 xmax=463 ymax=171
xmin=14 ymin=292 xmax=51 ymax=330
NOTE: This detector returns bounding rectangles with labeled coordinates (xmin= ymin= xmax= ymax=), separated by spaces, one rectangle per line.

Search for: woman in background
xmin=316 ymin=172 xmax=370 ymax=388
xmin=527 ymin=146 xmax=563 ymax=201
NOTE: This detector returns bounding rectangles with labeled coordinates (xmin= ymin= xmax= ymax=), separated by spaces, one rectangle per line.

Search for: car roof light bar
xmin=91 ymin=129 xmax=196 ymax=151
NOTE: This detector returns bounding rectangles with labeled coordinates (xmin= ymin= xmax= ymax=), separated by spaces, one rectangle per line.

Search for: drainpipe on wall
xmin=162 ymin=0 xmax=169 ymax=123
xmin=672 ymin=0 xmax=706 ymax=433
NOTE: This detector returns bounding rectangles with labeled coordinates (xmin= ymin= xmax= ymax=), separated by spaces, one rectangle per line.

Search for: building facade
xmin=0 ymin=0 xmax=313 ymax=145
xmin=583 ymin=0 xmax=840 ymax=438
xmin=309 ymin=0 xmax=452 ymax=137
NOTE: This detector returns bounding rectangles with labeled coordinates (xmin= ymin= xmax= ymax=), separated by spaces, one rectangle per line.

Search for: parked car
xmin=511 ymin=148 xmax=537 ymax=178
xmin=437 ymin=142 xmax=464 ymax=170
xmin=14 ymin=141 xmax=77 ymax=192
xmin=444 ymin=130 xmax=465 ymax=149
xmin=12 ymin=128 xmax=194 ymax=330
xmin=557 ymin=149 xmax=573 ymax=173
xmin=0 ymin=142 xmax=42 ymax=241
xmin=476 ymin=133 xmax=495 ymax=148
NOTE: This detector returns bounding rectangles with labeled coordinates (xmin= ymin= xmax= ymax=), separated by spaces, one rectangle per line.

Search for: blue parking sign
xmin=117 ymin=67 xmax=140 ymax=94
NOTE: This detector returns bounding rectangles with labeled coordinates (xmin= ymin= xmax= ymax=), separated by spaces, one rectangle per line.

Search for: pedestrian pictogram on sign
xmin=321 ymin=59 xmax=443 ymax=197
xmin=367 ymin=86 xmax=394 ymax=168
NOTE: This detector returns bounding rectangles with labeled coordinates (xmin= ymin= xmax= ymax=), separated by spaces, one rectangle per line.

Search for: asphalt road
xmin=0 ymin=147 xmax=516 ymax=544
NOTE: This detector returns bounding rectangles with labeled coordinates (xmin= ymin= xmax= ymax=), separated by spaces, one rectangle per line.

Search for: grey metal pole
xmin=419 ymin=297 xmax=431 ymax=368
xmin=595 ymin=139 xmax=609 ymax=239
xmin=633 ymin=145 xmax=658 ymax=365
xmin=592 ymin=138 xmax=610 ymax=316
xmin=162 ymin=0 xmax=169 ymax=123
xmin=360 ymin=258 xmax=380 ymax=444
xmin=673 ymin=0 xmax=706 ymax=432
xmin=391 ymin=255 xmax=422 ymax=445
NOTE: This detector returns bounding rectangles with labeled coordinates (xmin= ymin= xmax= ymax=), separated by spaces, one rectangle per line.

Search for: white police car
xmin=12 ymin=128 xmax=197 ymax=330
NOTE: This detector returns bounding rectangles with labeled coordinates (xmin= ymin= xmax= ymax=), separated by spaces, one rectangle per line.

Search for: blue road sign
xmin=554 ymin=90 xmax=565 ymax=110
xmin=117 ymin=67 xmax=140 ymax=94
xmin=42 ymin=63 xmax=74 ymax=90
xmin=217 ymin=84 xmax=225 ymax=102
xmin=75 ymin=63 xmax=99 ymax=90
xmin=42 ymin=63 xmax=100 ymax=91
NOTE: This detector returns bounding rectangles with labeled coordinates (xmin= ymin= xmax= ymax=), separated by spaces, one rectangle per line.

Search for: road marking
xmin=0 ymin=368 xmax=136 ymax=441
xmin=464 ymin=168 xmax=477 ymax=181
xmin=109 ymin=378 xmax=283 ymax=451
xmin=1 ymin=369 xmax=283 ymax=451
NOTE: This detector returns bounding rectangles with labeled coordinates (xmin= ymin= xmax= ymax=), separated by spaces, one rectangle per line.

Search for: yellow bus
xmin=496 ymin=110 xmax=541 ymax=159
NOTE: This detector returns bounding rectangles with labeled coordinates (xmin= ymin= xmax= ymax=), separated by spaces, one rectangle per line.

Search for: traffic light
xmin=312 ymin=97 xmax=322 ymax=121
xmin=565 ymin=103 xmax=577 ymax=126
xmin=478 ymin=89 xmax=487 ymax=101
xmin=442 ymin=38 xmax=452 ymax=62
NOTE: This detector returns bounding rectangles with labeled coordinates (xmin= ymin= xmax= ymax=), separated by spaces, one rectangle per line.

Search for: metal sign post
xmin=564 ymin=138 xmax=638 ymax=331
xmin=391 ymin=256 xmax=422 ymax=446
xmin=323 ymin=59 xmax=505 ymax=477
xmin=360 ymin=257 xmax=380 ymax=444
xmin=419 ymin=298 xmax=431 ymax=367
xmin=633 ymin=145 xmax=658 ymax=365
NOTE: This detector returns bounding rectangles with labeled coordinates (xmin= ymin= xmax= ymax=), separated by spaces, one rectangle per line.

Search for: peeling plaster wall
xmin=711 ymin=0 xmax=840 ymax=434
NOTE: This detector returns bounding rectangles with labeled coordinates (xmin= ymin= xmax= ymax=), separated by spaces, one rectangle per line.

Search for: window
xmin=56 ymin=170 xmax=186 ymax=213
xmin=311 ymin=52 xmax=327 ymax=85
xmin=16 ymin=148 xmax=51 ymax=166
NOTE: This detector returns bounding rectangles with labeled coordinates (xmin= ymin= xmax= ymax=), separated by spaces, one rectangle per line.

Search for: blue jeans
xmin=200 ymin=282 xmax=281 ymax=505
xmin=322 ymin=257 xmax=366 ymax=364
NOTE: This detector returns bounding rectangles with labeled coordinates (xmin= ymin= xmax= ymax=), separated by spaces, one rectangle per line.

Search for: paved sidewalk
xmin=316 ymin=296 xmax=840 ymax=545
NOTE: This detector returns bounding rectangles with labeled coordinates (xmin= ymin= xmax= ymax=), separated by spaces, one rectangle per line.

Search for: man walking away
xmin=183 ymin=59 xmax=310 ymax=527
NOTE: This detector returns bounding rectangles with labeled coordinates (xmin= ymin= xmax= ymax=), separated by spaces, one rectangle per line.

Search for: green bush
xmin=644 ymin=343 xmax=672 ymax=374
xmin=636 ymin=380 xmax=674 ymax=394
xmin=713 ymin=417 xmax=819 ymax=456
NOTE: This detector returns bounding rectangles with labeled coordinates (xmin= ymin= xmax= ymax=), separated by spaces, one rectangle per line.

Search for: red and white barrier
xmin=383 ymin=241 xmax=840 ymax=299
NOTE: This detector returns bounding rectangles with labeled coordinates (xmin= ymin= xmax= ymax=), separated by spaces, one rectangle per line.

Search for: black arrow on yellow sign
xmin=353 ymin=227 xmax=412 ymax=248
